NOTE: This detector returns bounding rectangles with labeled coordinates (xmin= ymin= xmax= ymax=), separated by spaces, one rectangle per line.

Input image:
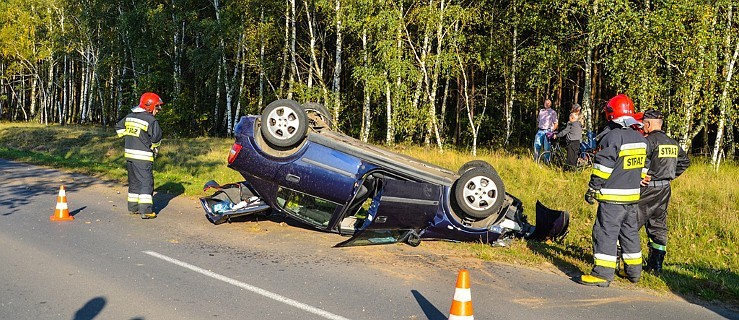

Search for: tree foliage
xmin=0 ymin=0 xmax=737 ymax=158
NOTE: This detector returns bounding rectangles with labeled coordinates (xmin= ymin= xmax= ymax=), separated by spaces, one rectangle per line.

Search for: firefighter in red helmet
xmin=115 ymin=92 xmax=164 ymax=219
xmin=577 ymin=94 xmax=651 ymax=287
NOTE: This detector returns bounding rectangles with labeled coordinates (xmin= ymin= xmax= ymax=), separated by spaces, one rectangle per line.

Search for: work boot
xmin=141 ymin=212 xmax=157 ymax=219
xmin=576 ymin=274 xmax=610 ymax=287
xmin=645 ymin=247 xmax=666 ymax=276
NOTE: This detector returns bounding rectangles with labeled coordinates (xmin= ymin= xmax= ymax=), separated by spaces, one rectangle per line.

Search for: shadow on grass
xmin=656 ymin=265 xmax=739 ymax=318
xmin=526 ymin=240 xmax=739 ymax=318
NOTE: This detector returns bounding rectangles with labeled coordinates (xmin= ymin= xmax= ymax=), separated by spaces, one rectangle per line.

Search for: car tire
xmin=303 ymin=102 xmax=334 ymax=128
xmin=453 ymin=168 xmax=506 ymax=219
xmin=260 ymin=99 xmax=308 ymax=148
xmin=457 ymin=160 xmax=499 ymax=176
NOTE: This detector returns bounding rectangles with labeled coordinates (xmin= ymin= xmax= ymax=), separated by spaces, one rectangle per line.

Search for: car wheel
xmin=457 ymin=160 xmax=498 ymax=175
xmin=454 ymin=168 xmax=505 ymax=219
xmin=303 ymin=102 xmax=334 ymax=128
xmin=260 ymin=99 xmax=308 ymax=148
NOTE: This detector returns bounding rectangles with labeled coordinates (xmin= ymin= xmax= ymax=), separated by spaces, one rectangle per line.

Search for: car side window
xmin=275 ymin=187 xmax=338 ymax=227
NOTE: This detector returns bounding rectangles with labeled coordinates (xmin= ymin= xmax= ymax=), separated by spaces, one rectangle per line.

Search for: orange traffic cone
xmin=50 ymin=185 xmax=74 ymax=221
xmin=448 ymin=269 xmax=474 ymax=320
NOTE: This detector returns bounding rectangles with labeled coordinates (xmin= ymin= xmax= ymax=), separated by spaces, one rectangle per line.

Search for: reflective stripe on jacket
xmin=115 ymin=107 xmax=162 ymax=162
xmin=589 ymin=125 xmax=650 ymax=204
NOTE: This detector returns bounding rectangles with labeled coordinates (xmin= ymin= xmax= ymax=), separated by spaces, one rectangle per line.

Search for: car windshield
xmin=276 ymin=187 xmax=338 ymax=227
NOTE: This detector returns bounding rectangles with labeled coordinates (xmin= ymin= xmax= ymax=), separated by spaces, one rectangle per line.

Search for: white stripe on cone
xmin=453 ymin=288 xmax=471 ymax=302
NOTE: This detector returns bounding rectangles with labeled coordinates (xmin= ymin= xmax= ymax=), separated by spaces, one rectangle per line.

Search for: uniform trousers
xmin=126 ymin=160 xmax=154 ymax=214
xmin=592 ymin=202 xmax=642 ymax=281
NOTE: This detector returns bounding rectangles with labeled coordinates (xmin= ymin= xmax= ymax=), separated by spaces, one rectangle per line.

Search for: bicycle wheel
xmin=537 ymin=150 xmax=563 ymax=167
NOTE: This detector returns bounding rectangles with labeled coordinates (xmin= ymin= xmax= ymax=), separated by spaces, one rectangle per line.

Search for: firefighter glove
xmin=153 ymin=148 xmax=159 ymax=158
xmin=584 ymin=188 xmax=597 ymax=205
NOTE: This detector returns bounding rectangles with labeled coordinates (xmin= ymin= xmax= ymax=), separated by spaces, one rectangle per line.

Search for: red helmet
xmin=604 ymin=94 xmax=635 ymax=121
xmin=139 ymin=92 xmax=164 ymax=113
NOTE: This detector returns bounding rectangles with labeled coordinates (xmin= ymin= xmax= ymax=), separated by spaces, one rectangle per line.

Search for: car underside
xmin=200 ymin=99 xmax=570 ymax=247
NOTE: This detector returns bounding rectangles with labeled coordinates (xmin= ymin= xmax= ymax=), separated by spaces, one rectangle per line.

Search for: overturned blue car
xmin=200 ymin=99 xmax=569 ymax=247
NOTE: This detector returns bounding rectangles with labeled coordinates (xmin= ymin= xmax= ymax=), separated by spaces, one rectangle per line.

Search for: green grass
xmin=1 ymin=122 xmax=737 ymax=305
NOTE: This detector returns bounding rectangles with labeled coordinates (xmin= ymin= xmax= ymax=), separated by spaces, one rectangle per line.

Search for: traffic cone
xmin=448 ymin=269 xmax=474 ymax=320
xmin=50 ymin=185 xmax=74 ymax=221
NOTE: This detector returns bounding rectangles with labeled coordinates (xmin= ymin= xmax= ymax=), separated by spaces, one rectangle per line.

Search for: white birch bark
xmin=506 ymin=6 xmax=517 ymax=144
xmin=30 ymin=77 xmax=37 ymax=119
xmin=582 ymin=0 xmax=597 ymax=133
xmin=259 ymin=5 xmax=266 ymax=110
xmin=385 ymin=73 xmax=394 ymax=145
xmin=454 ymin=26 xmax=482 ymax=156
xmin=332 ymin=0 xmax=343 ymax=123
xmin=304 ymin=0 xmax=315 ymax=89
xmin=279 ymin=0 xmax=290 ymax=97
xmin=712 ymin=6 xmax=739 ymax=168
xmin=288 ymin=0 xmax=298 ymax=99
xmin=361 ymin=27 xmax=371 ymax=143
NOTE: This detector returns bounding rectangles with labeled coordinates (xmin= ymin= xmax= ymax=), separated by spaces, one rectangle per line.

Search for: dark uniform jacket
xmin=644 ymin=130 xmax=690 ymax=181
xmin=115 ymin=107 xmax=162 ymax=162
xmin=590 ymin=125 xmax=650 ymax=204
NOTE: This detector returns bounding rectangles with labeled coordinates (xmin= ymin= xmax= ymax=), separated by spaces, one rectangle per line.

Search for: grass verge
xmin=0 ymin=122 xmax=736 ymax=306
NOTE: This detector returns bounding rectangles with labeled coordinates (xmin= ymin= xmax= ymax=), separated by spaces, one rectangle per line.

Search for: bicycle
xmin=537 ymin=134 xmax=594 ymax=171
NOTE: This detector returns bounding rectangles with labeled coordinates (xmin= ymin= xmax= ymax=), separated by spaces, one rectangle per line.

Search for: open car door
xmin=336 ymin=179 xmax=441 ymax=247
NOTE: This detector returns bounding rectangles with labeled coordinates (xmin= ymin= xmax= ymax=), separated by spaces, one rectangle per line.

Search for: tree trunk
xmin=30 ymin=76 xmax=37 ymax=120
xmin=361 ymin=27 xmax=371 ymax=143
xmin=440 ymin=74 xmax=450 ymax=138
xmin=583 ymin=0 xmax=597 ymax=132
xmin=385 ymin=73 xmax=394 ymax=146
xmin=712 ymin=6 xmax=739 ymax=168
xmin=279 ymin=0 xmax=290 ymax=98
xmin=305 ymin=0 xmax=316 ymax=89
xmin=288 ymin=0 xmax=298 ymax=99
xmin=332 ymin=0 xmax=343 ymax=123
xmin=506 ymin=7 xmax=517 ymax=145
xmin=259 ymin=5 xmax=266 ymax=110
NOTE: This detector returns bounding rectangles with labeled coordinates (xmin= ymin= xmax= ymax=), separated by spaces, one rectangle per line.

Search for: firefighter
xmin=115 ymin=92 xmax=164 ymax=219
xmin=638 ymin=110 xmax=690 ymax=275
xmin=577 ymin=94 xmax=650 ymax=287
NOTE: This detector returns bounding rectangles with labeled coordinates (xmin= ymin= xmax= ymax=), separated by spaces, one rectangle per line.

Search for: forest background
xmin=0 ymin=0 xmax=738 ymax=164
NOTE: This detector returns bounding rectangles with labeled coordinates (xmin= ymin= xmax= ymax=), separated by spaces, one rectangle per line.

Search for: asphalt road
xmin=0 ymin=158 xmax=736 ymax=320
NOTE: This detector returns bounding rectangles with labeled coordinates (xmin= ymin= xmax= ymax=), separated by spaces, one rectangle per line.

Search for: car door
xmin=276 ymin=142 xmax=361 ymax=204
xmin=336 ymin=178 xmax=441 ymax=246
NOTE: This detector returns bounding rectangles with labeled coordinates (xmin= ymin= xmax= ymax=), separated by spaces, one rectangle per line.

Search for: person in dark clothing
xmin=554 ymin=112 xmax=583 ymax=170
xmin=578 ymin=94 xmax=650 ymax=287
xmin=115 ymin=92 xmax=164 ymax=219
xmin=637 ymin=110 xmax=690 ymax=275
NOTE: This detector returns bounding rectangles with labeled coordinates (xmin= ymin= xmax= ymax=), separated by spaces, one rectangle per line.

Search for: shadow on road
xmin=73 ymin=296 xmax=106 ymax=320
xmin=153 ymin=182 xmax=185 ymax=215
xmin=526 ymin=241 xmax=739 ymax=319
xmin=411 ymin=289 xmax=446 ymax=320
xmin=69 ymin=206 xmax=87 ymax=217
xmin=0 ymin=159 xmax=116 ymax=218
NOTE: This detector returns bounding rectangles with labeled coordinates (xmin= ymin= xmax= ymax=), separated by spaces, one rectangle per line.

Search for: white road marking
xmin=143 ymin=251 xmax=351 ymax=320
